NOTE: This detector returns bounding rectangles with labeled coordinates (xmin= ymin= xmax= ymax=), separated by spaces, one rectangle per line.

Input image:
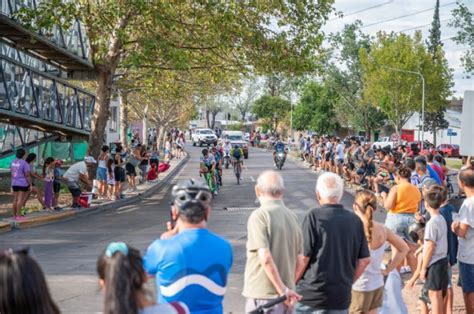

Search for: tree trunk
xmin=433 ymin=128 xmax=437 ymax=146
xmin=119 ymin=90 xmax=129 ymax=149
xmin=211 ymin=112 xmax=217 ymax=130
xmin=157 ymin=126 xmax=165 ymax=150
xmin=206 ymin=110 xmax=211 ymax=128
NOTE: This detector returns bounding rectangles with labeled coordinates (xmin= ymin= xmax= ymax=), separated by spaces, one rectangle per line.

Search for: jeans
xmin=295 ymin=303 xmax=348 ymax=314
xmin=385 ymin=213 xmax=416 ymax=242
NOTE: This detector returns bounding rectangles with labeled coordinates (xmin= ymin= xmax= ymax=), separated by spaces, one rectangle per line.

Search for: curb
xmin=3 ymin=154 xmax=190 ymax=232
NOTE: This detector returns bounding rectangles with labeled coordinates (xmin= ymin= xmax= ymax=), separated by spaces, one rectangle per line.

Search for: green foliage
xmin=360 ymin=31 xmax=452 ymax=135
xmin=292 ymin=81 xmax=339 ymax=134
xmin=449 ymin=1 xmax=474 ymax=74
xmin=227 ymin=123 xmax=244 ymax=131
xmin=326 ymin=21 xmax=386 ymax=138
xmin=252 ymin=95 xmax=291 ymax=131
xmin=427 ymin=0 xmax=443 ymax=55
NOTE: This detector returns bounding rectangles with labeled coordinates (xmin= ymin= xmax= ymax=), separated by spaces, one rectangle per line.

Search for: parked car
xmin=407 ymin=141 xmax=436 ymax=156
xmin=372 ymin=137 xmax=397 ymax=149
xmin=192 ymin=128 xmax=218 ymax=147
xmin=221 ymin=130 xmax=249 ymax=158
xmin=437 ymin=144 xmax=460 ymax=157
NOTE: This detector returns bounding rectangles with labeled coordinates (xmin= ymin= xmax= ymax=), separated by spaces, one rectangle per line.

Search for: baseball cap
xmin=84 ymin=156 xmax=97 ymax=164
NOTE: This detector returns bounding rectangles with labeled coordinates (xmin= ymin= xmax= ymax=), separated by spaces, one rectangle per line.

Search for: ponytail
xmin=354 ymin=190 xmax=377 ymax=244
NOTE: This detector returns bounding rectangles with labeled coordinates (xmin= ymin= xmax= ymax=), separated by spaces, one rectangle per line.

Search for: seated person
xmin=147 ymin=164 xmax=158 ymax=181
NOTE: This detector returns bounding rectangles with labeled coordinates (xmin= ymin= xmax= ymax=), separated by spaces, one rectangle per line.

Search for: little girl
xmin=106 ymin=159 xmax=115 ymax=200
xmin=43 ymin=157 xmax=55 ymax=211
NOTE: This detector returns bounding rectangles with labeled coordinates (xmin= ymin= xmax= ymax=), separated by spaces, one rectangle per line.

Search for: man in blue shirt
xmin=415 ymin=156 xmax=442 ymax=185
xmin=143 ymin=179 xmax=233 ymax=313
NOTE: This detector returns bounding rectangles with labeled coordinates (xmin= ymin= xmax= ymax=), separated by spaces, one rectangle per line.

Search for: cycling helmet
xmin=172 ymin=179 xmax=212 ymax=209
xmin=234 ymin=145 xmax=240 ymax=150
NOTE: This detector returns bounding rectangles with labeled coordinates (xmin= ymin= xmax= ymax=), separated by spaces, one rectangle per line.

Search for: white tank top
xmin=352 ymin=240 xmax=386 ymax=292
xmin=98 ymin=159 xmax=107 ymax=168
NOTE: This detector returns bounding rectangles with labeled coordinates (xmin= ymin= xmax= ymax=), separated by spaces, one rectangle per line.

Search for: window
xmin=109 ymin=107 xmax=118 ymax=132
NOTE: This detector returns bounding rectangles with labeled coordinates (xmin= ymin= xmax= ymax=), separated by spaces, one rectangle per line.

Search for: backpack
xmin=233 ymin=149 xmax=241 ymax=159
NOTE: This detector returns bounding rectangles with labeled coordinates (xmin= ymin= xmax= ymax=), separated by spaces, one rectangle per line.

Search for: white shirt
xmin=63 ymin=161 xmax=87 ymax=183
xmin=456 ymin=196 xmax=474 ymax=264
xmin=337 ymin=143 xmax=345 ymax=159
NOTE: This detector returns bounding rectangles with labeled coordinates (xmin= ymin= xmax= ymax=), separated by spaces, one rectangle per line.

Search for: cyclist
xmin=223 ymin=139 xmax=232 ymax=156
xmin=273 ymin=138 xmax=287 ymax=166
xmin=200 ymin=149 xmax=217 ymax=195
xmin=211 ymin=146 xmax=223 ymax=186
xmin=230 ymin=145 xmax=244 ymax=168
xmin=143 ymin=179 xmax=233 ymax=313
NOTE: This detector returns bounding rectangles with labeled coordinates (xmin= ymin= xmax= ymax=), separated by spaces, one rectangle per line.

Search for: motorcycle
xmin=275 ymin=151 xmax=286 ymax=170
xmin=223 ymin=150 xmax=231 ymax=169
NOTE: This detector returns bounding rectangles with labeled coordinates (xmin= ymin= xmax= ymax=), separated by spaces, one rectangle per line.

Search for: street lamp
xmin=382 ymin=66 xmax=425 ymax=150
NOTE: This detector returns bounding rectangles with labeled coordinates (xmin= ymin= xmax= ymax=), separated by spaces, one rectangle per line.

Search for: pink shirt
xmin=430 ymin=163 xmax=445 ymax=182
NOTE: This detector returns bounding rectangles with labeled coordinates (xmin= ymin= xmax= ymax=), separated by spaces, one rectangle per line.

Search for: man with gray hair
xmin=295 ymin=172 xmax=370 ymax=314
xmin=243 ymin=170 xmax=304 ymax=313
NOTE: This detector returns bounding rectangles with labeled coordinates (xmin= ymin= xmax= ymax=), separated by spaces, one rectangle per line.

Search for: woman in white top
xmin=350 ymin=190 xmax=409 ymax=314
xmin=96 ymin=145 xmax=110 ymax=199
xmin=97 ymin=242 xmax=189 ymax=314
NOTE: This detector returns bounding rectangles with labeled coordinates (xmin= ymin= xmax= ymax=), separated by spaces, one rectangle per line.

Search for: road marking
xmin=250 ymin=176 xmax=255 ymax=182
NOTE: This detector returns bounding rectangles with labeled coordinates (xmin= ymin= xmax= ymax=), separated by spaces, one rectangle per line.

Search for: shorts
xmin=459 ymin=261 xmax=474 ymax=293
xmin=96 ymin=167 xmax=107 ymax=181
xmin=356 ymin=168 xmax=365 ymax=176
xmin=53 ymin=182 xmax=61 ymax=193
xmin=125 ymin=163 xmax=137 ymax=176
xmin=114 ymin=167 xmax=126 ymax=183
xmin=246 ymin=298 xmax=292 ymax=314
xmin=66 ymin=181 xmax=81 ymax=197
xmin=385 ymin=213 xmax=416 ymax=242
xmin=447 ymin=264 xmax=452 ymax=289
xmin=12 ymin=185 xmax=29 ymax=192
xmin=337 ymin=158 xmax=344 ymax=165
xmin=350 ymin=286 xmax=384 ymax=313
xmin=424 ymin=257 xmax=448 ymax=293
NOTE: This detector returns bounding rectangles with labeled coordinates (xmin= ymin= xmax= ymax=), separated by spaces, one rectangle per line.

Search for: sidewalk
xmin=0 ymin=154 xmax=188 ymax=233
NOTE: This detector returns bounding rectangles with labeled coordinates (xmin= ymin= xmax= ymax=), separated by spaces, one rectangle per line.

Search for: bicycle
xmin=233 ymin=160 xmax=242 ymax=185
xmin=249 ymin=295 xmax=287 ymax=314
xmin=202 ymin=170 xmax=217 ymax=194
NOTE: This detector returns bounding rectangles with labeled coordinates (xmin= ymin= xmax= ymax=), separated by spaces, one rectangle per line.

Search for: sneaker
xmin=19 ymin=207 xmax=28 ymax=216
xmin=400 ymin=266 xmax=412 ymax=274
xmin=14 ymin=216 xmax=26 ymax=221
xmin=213 ymin=191 xmax=218 ymax=196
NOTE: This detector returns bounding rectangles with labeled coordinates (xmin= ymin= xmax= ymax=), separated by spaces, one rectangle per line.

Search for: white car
xmin=192 ymin=128 xmax=218 ymax=147
xmin=221 ymin=130 xmax=249 ymax=158
xmin=372 ymin=137 xmax=396 ymax=149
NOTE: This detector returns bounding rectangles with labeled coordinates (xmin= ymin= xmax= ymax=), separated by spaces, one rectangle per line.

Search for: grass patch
xmin=446 ymin=158 xmax=462 ymax=170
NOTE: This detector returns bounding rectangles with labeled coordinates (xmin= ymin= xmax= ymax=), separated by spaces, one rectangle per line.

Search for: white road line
xmin=250 ymin=176 xmax=255 ymax=182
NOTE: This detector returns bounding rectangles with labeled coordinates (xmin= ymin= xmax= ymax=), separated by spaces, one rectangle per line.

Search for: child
xmin=406 ymin=225 xmax=429 ymax=313
xmin=147 ymin=163 xmax=158 ymax=181
xmin=43 ymin=157 xmax=55 ymax=211
xmin=53 ymin=159 xmax=63 ymax=211
xmin=106 ymin=159 xmax=115 ymax=200
xmin=420 ymin=185 xmax=449 ymax=314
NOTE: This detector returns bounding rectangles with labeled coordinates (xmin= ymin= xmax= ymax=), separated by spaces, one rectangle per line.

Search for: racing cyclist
xmin=230 ymin=145 xmax=244 ymax=173
xmin=273 ymin=138 xmax=287 ymax=166
xmin=211 ymin=145 xmax=223 ymax=186
xmin=200 ymin=149 xmax=218 ymax=195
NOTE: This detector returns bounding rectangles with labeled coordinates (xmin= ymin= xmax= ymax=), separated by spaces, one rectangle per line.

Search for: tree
xmin=360 ymin=31 xmax=452 ymax=138
xmin=326 ymin=21 xmax=386 ymax=139
xmin=252 ymin=95 xmax=291 ymax=132
xmin=425 ymin=0 xmax=450 ymax=145
xmin=231 ymin=77 xmax=260 ymax=122
xmin=292 ymin=81 xmax=339 ymax=134
xmin=449 ymin=1 xmax=474 ymax=74
xmin=18 ymin=0 xmax=335 ymax=160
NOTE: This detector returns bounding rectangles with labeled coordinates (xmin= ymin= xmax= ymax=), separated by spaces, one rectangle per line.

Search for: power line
xmin=396 ymin=18 xmax=450 ymax=33
xmin=361 ymin=2 xmax=456 ymax=29
xmin=328 ymin=1 xmax=394 ymax=21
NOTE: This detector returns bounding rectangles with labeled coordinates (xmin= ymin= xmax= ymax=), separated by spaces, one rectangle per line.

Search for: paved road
xmin=0 ymin=145 xmax=361 ymax=313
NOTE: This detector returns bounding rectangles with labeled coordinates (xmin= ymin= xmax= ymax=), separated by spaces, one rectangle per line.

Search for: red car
xmin=437 ymin=144 xmax=460 ymax=157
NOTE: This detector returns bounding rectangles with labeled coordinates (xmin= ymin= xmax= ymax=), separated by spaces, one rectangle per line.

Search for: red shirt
xmin=429 ymin=162 xmax=445 ymax=182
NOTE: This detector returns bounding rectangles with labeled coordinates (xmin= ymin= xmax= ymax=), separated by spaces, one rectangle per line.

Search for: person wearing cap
xmin=143 ymin=179 xmax=233 ymax=313
xmin=63 ymin=156 xmax=96 ymax=208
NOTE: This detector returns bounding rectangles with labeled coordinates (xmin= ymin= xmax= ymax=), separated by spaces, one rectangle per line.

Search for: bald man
xmin=243 ymin=171 xmax=304 ymax=313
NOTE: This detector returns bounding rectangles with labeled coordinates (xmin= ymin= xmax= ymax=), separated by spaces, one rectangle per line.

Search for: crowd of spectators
xmin=8 ymin=128 xmax=186 ymax=219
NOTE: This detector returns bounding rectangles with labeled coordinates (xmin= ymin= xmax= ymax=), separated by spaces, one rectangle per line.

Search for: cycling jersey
xmin=143 ymin=229 xmax=233 ymax=314
xmin=213 ymin=151 xmax=222 ymax=164
xmin=200 ymin=155 xmax=215 ymax=168
xmin=230 ymin=148 xmax=243 ymax=160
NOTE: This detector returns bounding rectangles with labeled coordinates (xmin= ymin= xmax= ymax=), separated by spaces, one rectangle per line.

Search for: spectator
xmin=452 ymin=165 xmax=474 ymax=313
xmin=143 ymin=179 xmax=232 ymax=313
xmin=96 ymin=145 xmax=110 ymax=199
xmin=350 ymin=190 xmax=409 ymax=314
xmin=404 ymin=158 xmax=421 ymax=186
xmin=53 ymin=159 xmax=63 ymax=211
xmin=382 ymin=165 xmax=421 ymax=273
xmin=147 ymin=163 xmax=158 ymax=181
xmin=10 ymin=148 xmax=32 ymax=220
xmin=97 ymin=242 xmax=188 ymax=314
xmin=138 ymin=145 xmax=149 ymax=183
xmin=420 ymin=185 xmax=449 ymax=314
xmin=427 ymin=154 xmax=445 ymax=183
xmin=295 ymin=172 xmax=370 ymax=313
xmin=105 ymin=159 xmax=115 ymax=200
xmin=243 ymin=171 xmax=303 ymax=313
xmin=113 ymin=145 xmax=126 ymax=200
xmin=416 ymin=156 xmax=442 ymax=186
xmin=0 ymin=248 xmax=60 ymax=314
xmin=42 ymin=157 xmax=55 ymax=211
xmin=63 ymin=156 xmax=96 ymax=208
xmin=126 ymin=145 xmax=141 ymax=192
xmin=24 ymin=153 xmax=45 ymax=212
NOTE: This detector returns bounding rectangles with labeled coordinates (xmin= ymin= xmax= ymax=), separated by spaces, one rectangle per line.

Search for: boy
xmin=452 ymin=165 xmax=474 ymax=313
xmin=420 ymin=185 xmax=449 ymax=314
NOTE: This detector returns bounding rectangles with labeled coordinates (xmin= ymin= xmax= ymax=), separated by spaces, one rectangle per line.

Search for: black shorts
xmin=53 ymin=182 xmax=61 ymax=193
xmin=12 ymin=185 xmax=29 ymax=192
xmin=125 ymin=163 xmax=137 ymax=176
xmin=114 ymin=167 xmax=126 ymax=182
xmin=68 ymin=187 xmax=81 ymax=197
xmin=424 ymin=257 xmax=448 ymax=293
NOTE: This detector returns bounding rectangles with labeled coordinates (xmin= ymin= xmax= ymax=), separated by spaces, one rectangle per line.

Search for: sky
xmin=321 ymin=0 xmax=473 ymax=97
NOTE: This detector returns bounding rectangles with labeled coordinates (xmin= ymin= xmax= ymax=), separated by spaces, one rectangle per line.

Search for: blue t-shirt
xmin=143 ymin=229 xmax=233 ymax=314
xmin=275 ymin=142 xmax=285 ymax=153
xmin=440 ymin=203 xmax=459 ymax=266
xmin=426 ymin=164 xmax=442 ymax=185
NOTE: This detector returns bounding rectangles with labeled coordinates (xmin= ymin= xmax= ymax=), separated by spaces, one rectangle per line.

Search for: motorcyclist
xmin=223 ymin=139 xmax=232 ymax=155
xmin=273 ymin=137 xmax=287 ymax=167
